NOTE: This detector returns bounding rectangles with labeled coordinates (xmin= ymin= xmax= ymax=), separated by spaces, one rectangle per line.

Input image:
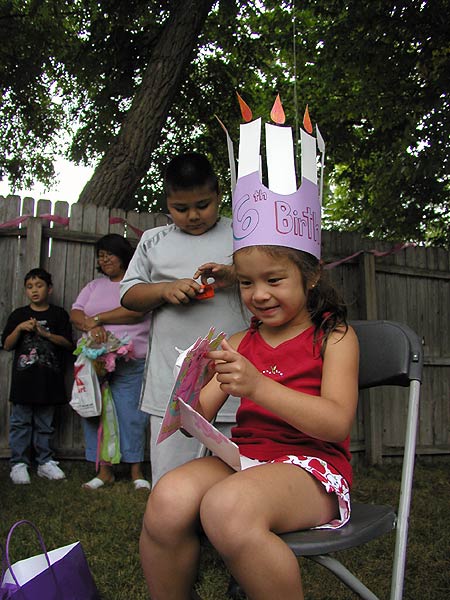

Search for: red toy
xmin=195 ymin=284 xmax=215 ymax=300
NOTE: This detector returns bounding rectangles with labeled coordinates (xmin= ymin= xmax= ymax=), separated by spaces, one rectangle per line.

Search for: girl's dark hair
xmin=163 ymin=152 xmax=219 ymax=196
xmin=24 ymin=268 xmax=52 ymax=287
xmin=95 ymin=234 xmax=134 ymax=274
xmin=235 ymin=246 xmax=348 ymax=355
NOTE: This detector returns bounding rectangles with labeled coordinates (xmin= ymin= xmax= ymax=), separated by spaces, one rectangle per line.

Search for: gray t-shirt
xmin=120 ymin=217 xmax=248 ymax=421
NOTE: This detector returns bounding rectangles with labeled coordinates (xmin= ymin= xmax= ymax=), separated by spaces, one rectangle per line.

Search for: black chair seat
xmin=279 ymin=502 xmax=396 ymax=555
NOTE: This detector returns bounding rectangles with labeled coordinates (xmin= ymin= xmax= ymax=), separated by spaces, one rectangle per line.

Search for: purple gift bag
xmin=1 ymin=520 xmax=100 ymax=600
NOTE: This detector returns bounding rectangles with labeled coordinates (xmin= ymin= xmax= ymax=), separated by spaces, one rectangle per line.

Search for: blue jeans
xmin=83 ymin=358 xmax=149 ymax=464
xmin=9 ymin=404 xmax=56 ymax=466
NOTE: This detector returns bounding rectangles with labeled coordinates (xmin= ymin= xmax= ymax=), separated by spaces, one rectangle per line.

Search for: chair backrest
xmin=351 ymin=320 xmax=423 ymax=390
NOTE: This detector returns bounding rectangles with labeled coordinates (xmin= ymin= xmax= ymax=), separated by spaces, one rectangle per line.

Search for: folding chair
xmin=230 ymin=319 xmax=423 ymax=600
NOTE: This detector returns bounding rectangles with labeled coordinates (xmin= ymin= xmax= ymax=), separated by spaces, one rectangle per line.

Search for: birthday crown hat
xmin=217 ymin=93 xmax=325 ymax=260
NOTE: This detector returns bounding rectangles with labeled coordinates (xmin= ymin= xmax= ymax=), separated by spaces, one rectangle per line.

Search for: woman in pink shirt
xmin=71 ymin=234 xmax=151 ymax=490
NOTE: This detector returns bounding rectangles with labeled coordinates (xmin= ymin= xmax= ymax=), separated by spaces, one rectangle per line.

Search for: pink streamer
xmin=0 ymin=214 xmax=414 ymax=267
xmin=108 ymin=216 xmax=144 ymax=238
xmin=323 ymin=242 xmax=415 ymax=270
xmin=0 ymin=215 xmax=31 ymax=228
xmin=39 ymin=213 xmax=70 ymax=226
xmin=0 ymin=213 xmax=142 ymax=234
xmin=0 ymin=213 xmax=69 ymax=228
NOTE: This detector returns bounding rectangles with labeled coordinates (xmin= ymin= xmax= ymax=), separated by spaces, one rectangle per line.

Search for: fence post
xmin=24 ymin=217 xmax=43 ymax=274
xmin=19 ymin=217 xmax=45 ymax=306
xmin=359 ymin=252 xmax=383 ymax=465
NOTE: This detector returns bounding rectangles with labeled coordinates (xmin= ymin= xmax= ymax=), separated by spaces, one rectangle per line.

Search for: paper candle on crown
xmin=235 ymin=93 xmax=300 ymax=193
xmin=300 ymin=104 xmax=318 ymax=186
xmin=226 ymin=94 xmax=322 ymax=194
xmin=265 ymin=95 xmax=297 ymax=194
xmin=236 ymin=93 xmax=261 ymax=181
xmin=221 ymin=93 xmax=324 ymax=260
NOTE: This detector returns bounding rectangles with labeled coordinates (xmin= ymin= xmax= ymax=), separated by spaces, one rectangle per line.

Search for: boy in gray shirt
xmin=121 ymin=153 xmax=247 ymax=485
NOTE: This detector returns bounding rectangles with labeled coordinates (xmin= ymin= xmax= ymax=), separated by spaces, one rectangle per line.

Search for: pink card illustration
xmin=178 ymin=398 xmax=241 ymax=471
xmin=157 ymin=328 xmax=226 ymax=444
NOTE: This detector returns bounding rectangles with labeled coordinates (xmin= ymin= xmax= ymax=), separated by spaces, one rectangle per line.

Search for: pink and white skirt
xmin=240 ymin=453 xmax=351 ymax=529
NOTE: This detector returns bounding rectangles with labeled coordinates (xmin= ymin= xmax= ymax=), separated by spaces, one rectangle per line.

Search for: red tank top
xmin=231 ymin=319 xmax=353 ymax=486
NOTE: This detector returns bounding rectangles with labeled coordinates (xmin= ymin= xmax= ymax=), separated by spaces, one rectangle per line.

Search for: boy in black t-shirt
xmin=2 ymin=268 xmax=73 ymax=484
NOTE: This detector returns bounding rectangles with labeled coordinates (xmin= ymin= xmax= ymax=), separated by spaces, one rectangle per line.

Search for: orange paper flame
xmin=303 ymin=105 xmax=313 ymax=134
xmin=270 ymin=94 xmax=286 ymax=125
xmin=236 ymin=92 xmax=253 ymax=123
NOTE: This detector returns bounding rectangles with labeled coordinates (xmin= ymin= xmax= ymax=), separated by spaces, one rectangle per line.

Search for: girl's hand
xmin=193 ymin=263 xmax=236 ymax=289
xmin=162 ymin=279 xmax=201 ymax=304
xmin=208 ymin=338 xmax=264 ymax=398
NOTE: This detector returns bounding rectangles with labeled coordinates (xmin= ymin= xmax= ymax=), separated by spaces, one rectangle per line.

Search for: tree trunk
xmin=77 ymin=0 xmax=215 ymax=209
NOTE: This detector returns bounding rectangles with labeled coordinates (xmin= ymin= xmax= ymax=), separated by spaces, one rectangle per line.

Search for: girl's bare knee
xmin=200 ymin=484 xmax=259 ymax=555
xmin=141 ymin=494 xmax=171 ymax=545
xmin=143 ymin=473 xmax=198 ymax=542
xmin=201 ymin=483 xmax=238 ymax=526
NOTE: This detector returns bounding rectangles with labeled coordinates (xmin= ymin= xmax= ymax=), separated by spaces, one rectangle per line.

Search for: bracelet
xmin=93 ymin=315 xmax=101 ymax=324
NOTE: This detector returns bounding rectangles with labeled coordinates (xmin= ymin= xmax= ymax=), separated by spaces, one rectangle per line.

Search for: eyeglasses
xmin=97 ymin=252 xmax=116 ymax=262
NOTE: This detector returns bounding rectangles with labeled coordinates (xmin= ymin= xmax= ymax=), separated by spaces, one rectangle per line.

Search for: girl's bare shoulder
xmin=327 ymin=324 xmax=359 ymax=352
xmin=226 ymin=329 xmax=248 ymax=350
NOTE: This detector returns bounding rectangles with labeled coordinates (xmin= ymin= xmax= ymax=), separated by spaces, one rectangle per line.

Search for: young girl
xmin=139 ymin=244 xmax=359 ymax=600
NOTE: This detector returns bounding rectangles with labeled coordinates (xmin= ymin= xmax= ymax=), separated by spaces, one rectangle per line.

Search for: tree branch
xmin=78 ymin=0 xmax=215 ymax=209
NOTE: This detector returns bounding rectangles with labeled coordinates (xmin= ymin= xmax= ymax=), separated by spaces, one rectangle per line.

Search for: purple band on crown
xmin=232 ymin=171 xmax=321 ymax=259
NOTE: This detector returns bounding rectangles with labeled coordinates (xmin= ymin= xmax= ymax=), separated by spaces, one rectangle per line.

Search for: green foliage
xmin=0 ymin=0 xmax=448 ymax=245
xmin=303 ymin=0 xmax=450 ymax=247
xmin=0 ymin=0 xmax=77 ymax=186
xmin=0 ymin=0 xmax=163 ymax=186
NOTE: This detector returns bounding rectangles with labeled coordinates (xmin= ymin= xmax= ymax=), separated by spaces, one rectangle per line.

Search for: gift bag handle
xmin=1 ymin=541 xmax=7 ymax=587
xmin=4 ymin=520 xmax=59 ymax=591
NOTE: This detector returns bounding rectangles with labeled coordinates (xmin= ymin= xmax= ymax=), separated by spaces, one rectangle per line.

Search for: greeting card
xmin=157 ymin=328 xmax=226 ymax=444
xmin=178 ymin=398 xmax=241 ymax=471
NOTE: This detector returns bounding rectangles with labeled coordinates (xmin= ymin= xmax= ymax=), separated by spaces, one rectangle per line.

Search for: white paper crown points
xmin=221 ymin=94 xmax=325 ymax=259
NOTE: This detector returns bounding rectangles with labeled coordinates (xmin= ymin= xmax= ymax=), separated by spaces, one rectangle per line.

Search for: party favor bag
xmin=0 ymin=520 xmax=100 ymax=600
xmin=70 ymin=354 xmax=102 ymax=417
xmin=97 ymin=383 xmax=121 ymax=467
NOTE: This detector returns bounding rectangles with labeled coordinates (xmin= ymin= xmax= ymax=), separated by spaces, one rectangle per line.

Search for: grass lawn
xmin=0 ymin=459 xmax=449 ymax=599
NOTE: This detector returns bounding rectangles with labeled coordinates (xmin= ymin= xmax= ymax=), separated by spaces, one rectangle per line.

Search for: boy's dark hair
xmin=95 ymin=234 xmax=134 ymax=273
xmin=163 ymin=152 xmax=219 ymax=196
xmin=24 ymin=268 xmax=53 ymax=287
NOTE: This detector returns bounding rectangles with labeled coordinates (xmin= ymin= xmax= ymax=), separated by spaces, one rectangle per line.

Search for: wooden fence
xmin=1 ymin=195 xmax=449 ymax=465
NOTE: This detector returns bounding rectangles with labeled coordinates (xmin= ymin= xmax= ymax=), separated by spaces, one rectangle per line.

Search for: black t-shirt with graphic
xmin=2 ymin=304 xmax=73 ymax=405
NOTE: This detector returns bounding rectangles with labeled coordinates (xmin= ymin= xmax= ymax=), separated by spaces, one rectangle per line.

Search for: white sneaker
xmin=37 ymin=460 xmax=66 ymax=480
xmin=10 ymin=463 xmax=31 ymax=485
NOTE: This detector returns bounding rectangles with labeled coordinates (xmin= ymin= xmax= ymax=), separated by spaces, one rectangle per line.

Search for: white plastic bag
xmin=69 ymin=354 xmax=102 ymax=417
